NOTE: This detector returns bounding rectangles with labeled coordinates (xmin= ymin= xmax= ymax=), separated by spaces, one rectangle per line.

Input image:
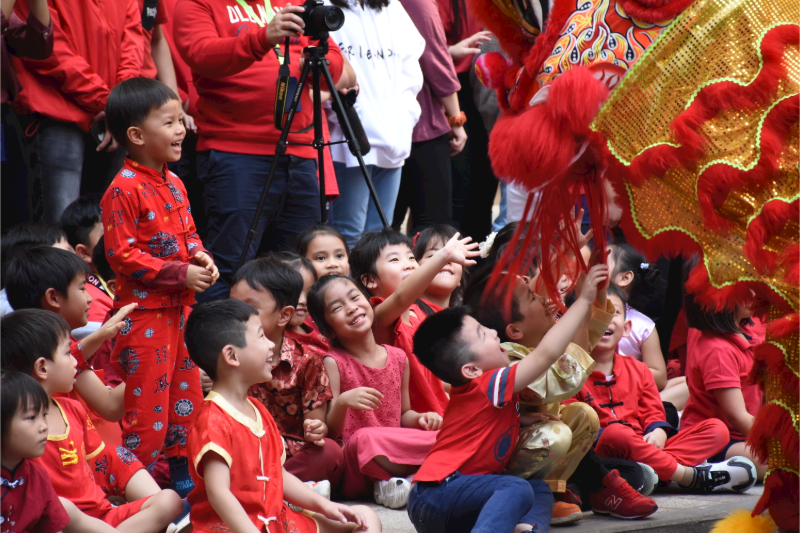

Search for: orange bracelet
xmin=447 ymin=111 xmax=467 ymax=128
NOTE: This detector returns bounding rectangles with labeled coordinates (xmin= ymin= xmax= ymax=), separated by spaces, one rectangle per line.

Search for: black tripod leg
xmin=312 ymin=60 xmax=328 ymax=223
xmin=236 ymin=58 xmax=313 ymax=271
xmin=321 ymin=62 xmax=390 ymax=228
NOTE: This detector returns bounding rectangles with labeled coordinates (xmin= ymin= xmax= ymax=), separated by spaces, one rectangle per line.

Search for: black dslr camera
xmin=301 ymin=0 xmax=344 ymax=40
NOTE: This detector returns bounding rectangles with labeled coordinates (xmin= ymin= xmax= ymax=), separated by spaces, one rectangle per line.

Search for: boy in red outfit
xmin=570 ymin=285 xmax=758 ymax=500
xmin=1 ymin=309 xmax=182 ymax=531
xmin=231 ymin=257 xmax=344 ymax=491
xmin=101 ymin=77 xmax=218 ymax=496
xmin=183 ymin=299 xmax=380 ymax=533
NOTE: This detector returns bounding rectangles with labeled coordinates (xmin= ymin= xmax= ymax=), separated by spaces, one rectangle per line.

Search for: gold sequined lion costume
xmin=470 ymin=0 xmax=799 ymax=529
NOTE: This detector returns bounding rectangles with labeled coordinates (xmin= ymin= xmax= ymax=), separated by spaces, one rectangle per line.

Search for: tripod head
xmin=300 ymin=0 xmax=343 ymax=41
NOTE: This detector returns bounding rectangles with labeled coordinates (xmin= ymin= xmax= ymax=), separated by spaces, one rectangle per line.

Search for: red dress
xmin=188 ymin=392 xmax=318 ymax=533
xmin=1 ymin=459 xmax=69 ymax=533
xmin=370 ymin=296 xmax=450 ymax=415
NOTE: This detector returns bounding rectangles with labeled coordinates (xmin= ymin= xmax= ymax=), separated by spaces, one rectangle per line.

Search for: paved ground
xmin=344 ymin=485 xmax=765 ymax=533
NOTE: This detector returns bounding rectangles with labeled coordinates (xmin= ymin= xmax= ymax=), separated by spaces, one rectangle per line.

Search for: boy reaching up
xmin=101 ymin=77 xmax=218 ymax=495
xmin=183 ymin=300 xmax=381 ymax=533
xmin=408 ymin=264 xmax=608 ymax=533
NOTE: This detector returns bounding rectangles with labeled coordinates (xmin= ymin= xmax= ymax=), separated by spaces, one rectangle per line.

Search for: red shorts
xmin=99 ymin=495 xmax=152 ymax=527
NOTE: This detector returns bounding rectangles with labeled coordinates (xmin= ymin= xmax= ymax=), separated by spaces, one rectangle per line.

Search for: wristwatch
xmin=447 ymin=111 xmax=467 ymax=128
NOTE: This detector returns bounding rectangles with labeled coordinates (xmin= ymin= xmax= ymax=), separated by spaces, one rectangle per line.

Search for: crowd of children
xmin=0 ymin=76 xmax=766 ymax=533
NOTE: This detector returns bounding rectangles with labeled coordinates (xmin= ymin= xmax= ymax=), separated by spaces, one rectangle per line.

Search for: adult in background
xmin=174 ymin=0 xmax=355 ymax=302
xmin=325 ymin=0 xmax=425 ymax=248
xmin=10 ymin=0 xmax=143 ymax=223
xmin=392 ymin=0 xmax=465 ymax=236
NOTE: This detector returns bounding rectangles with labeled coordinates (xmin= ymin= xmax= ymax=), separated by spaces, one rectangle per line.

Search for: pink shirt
xmin=618 ymin=305 xmax=655 ymax=361
xmin=325 ymin=345 xmax=406 ymax=444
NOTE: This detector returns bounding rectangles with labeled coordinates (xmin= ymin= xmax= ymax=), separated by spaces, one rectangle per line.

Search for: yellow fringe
xmin=711 ymin=509 xmax=778 ymax=533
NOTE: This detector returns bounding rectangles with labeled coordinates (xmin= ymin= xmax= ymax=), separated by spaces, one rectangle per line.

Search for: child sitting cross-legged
xmin=1 ymin=309 xmax=182 ymax=531
xmin=307 ymin=275 xmax=442 ymax=508
xmin=407 ymin=264 xmax=609 ymax=533
xmin=569 ymin=284 xmax=759 ymax=495
xmin=230 ymin=256 xmax=343 ymax=494
xmin=183 ymin=299 xmax=381 ymax=533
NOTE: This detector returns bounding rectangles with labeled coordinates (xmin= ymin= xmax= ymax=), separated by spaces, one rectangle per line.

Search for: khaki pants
xmin=505 ymin=402 xmax=600 ymax=491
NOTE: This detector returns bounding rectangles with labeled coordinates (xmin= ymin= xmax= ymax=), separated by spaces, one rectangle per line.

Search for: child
xmin=230 ymin=257 xmax=344 ymax=492
xmin=273 ymin=251 xmax=331 ymax=354
xmin=1 ymin=371 xmax=70 ymax=533
xmin=1 ymin=309 xmax=183 ymax=530
xmin=298 ymin=224 xmax=351 ymax=278
xmin=412 ymin=225 xmax=467 ymax=309
xmin=0 ymin=222 xmax=72 ymax=316
xmin=408 ymin=265 xmax=607 ymax=533
xmin=4 ymin=246 xmax=134 ymax=424
xmin=60 ymin=195 xmax=114 ymax=340
xmin=607 ymin=240 xmax=668 ymax=390
xmin=680 ymin=290 xmax=768 ymax=478
xmin=571 ymin=285 xmax=759 ymax=496
xmin=183 ymin=299 xmax=381 ymax=533
xmin=307 ymin=275 xmax=441 ymax=508
xmin=348 ymin=228 xmax=478 ymax=415
xmin=102 ymin=77 xmax=218 ymax=495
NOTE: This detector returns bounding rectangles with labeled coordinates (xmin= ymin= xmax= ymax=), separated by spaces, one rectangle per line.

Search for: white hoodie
xmin=325 ymin=0 xmax=425 ymax=169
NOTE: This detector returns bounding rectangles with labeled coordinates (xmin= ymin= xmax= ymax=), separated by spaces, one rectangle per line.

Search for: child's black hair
xmin=270 ymin=251 xmax=318 ymax=281
xmin=1 ymin=223 xmax=68 ymax=288
xmin=307 ymin=274 xmax=370 ymax=340
xmin=609 ymin=229 xmax=666 ymax=319
xmin=296 ymin=223 xmax=350 ymax=258
xmin=683 ymin=292 xmax=741 ymax=335
xmin=5 ymin=246 xmax=91 ymax=310
xmin=462 ymin=262 xmax=523 ymax=343
xmin=349 ymin=227 xmax=412 ymax=294
xmin=92 ymin=235 xmax=116 ymax=282
xmin=184 ymin=299 xmax=259 ymax=381
xmin=1 ymin=371 xmax=50 ymax=443
xmin=606 ymin=282 xmax=629 ymax=319
xmin=484 ymin=222 xmax=519 ymax=263
xmin=413 ymin=306 xmax=475 ymax=387
xmin=1 ymin=309 xmax=71 ymax=373
xmin=105 ymin=77 xmax=181 ymax=147
xmin=412 ymin=224 xmax=466 ymax=307
xmin=232 ymin=256 xmax=304 ymax=310
xmin=60 ymin=193 xmax=102 ymax=249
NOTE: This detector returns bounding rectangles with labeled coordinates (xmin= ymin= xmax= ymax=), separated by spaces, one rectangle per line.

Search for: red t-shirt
xmin=86 ymin=277 xmax=114 ymax=325
xmin=681 ymin=320 xmax=765 ymax=440
xmin=1 ymin=459 xmax=70 ymax=533
xmin=370 ymin=297 xmax=450 ymax=415
xmin=188 ymin=392 xmax=317 ymax=533
xmin=33 ymin=398 xmax=144 ymax=517
xmin=138 ymin=0 xmax=170 ymax=79
xmin=285 ymin=316 xmax=330 ymax=355
xmin=414 ymin=364 xmax=519 ymax=482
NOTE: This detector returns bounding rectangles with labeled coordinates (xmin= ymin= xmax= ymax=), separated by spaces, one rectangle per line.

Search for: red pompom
xmin=474 ymin=52 xmax=511 ymax=90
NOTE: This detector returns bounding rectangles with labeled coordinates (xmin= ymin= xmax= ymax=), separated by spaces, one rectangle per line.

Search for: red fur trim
xmin=546 ymin=67 xmax=610 ymax=136
xmin=522 ymin=0 xmax=581 ymax=76
xmin=753 ymin=469 xmax=800 ymax=526
xmin=747 ymin=403 xmax=799 ymax=468
xmin=781 ymin=244 xmax=799 ymax=285
xmin=744 ymin=198 xmax=800 ymax=275
xmin=617 ymin=0 xmax=695 ymax=23
xmin=467 ymin=0 xmax=529 ymax=65
xmin=765 ymin=312 xmax=799 ymax=339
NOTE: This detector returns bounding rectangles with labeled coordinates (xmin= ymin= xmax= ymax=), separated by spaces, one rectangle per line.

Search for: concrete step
xmin=343 ymin=485 xmax=764 ymax=533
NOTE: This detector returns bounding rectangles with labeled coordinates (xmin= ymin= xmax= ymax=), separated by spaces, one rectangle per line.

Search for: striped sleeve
xmin=484 ymin=366 xmax=517 ymax=409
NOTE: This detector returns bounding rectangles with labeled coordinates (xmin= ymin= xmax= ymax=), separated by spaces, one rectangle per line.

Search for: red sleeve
xmin=479 ymin=365 xmax=518 ymax=408
xmin=31 ymin=462 xmax=71 ymax=533
xmin=189 ymin=407 xmax=234 ymax=477
xmin=301 ymin=350 xmax=332 ymax=414
xmin=696 ymin=339 xmax=743 ymax=391
xmin=70 ymin=339 xmax=91 ymax=372
xmin=116 ymin=0 xmax=145 ymax=83
xmin=13 ymin=5 xmax=109 ymax=113
xmin=156 ymin=0 xmax=170 ymax=23
xmin=3 ymin=10 xmax=53 ymax=60
xmin=637 ymin=364 xmax=669 ymax=433
xmin=400 ymin=0 xmax=459 ymax=99
xmin=173 ymin=0 xmax=273 ymax=78
xmin=101 ymin=182 xmax=179 ymax=284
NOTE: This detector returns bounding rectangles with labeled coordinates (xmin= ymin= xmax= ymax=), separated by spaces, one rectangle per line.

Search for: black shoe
xmin=689 ymin=456 xmax=757 ymax=493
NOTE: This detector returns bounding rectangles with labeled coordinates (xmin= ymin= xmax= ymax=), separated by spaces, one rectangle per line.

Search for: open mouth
xmin=171 ymin=140 xmax=182 ymax=149
xmin=603 ymin=329 xmax=613 ymax=337
xmin=350 ymin=314 xmax=366 ymax=326
xmin=438 ymin=268 xmax=455 ymax=276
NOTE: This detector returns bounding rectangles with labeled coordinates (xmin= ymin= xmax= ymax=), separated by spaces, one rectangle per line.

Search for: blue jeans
xmin=407 ymin=472 xmax=553 ymax=533
xmin=492 ymin=181 xmax=508 ymax=233
xmin=196 ymin=150 xmax=321 ymax=302
xmin=331 ymin=162 xmax=401 ymax=248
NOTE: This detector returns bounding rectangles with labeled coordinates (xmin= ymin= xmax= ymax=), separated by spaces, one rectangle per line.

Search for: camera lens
xmin=302 ymin=0 xmax=344 ymax=38
xmin=322 ymin=7 xmax=344 ymax=31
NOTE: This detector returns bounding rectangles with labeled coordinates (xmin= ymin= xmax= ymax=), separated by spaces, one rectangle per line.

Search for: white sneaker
xmin=696 ymin=456 xmax=757 ymax=493
xmin=166 ymin=512 xmax=192 ymax=533
xmin=374 ymin=477 xmax=411 ymax=509
xmin=637 ymin=463 xmax=658 ymax=496
xmin=304 ymin=480 xmax=331 ymax=500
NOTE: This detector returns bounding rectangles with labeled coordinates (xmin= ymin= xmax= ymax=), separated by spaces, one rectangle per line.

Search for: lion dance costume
xmin=470 ymin=0 xmax=799 ymax=529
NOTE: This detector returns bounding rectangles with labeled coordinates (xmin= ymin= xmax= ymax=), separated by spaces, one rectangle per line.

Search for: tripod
xmin=237 ymin=36 xmax=389 ymax=270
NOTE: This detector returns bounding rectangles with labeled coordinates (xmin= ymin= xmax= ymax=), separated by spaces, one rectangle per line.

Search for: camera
xmin=301 ymin=0 xmax=344 ymax=40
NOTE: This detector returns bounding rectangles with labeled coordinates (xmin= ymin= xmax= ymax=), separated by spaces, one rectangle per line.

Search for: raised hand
xmin=96 ymin=303 xmax=137 ymax=341
xmin=442 ymin=232 xmax=480 ymax=266
xmin=577 ymin=264 xmax=609 ymax=305
xmin=449 ymin=30 xmax=492 ymax=61
xmin=266 ymin=3 xmax=305 ymax=46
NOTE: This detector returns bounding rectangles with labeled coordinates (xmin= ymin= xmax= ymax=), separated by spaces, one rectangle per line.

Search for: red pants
xmin=284 ymin=438 xmax=344 ymax=490
xmin=595 ymin=419 xmax=728 ymax=480
xmin=111 ymin=307 xmax=202 ymax=467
